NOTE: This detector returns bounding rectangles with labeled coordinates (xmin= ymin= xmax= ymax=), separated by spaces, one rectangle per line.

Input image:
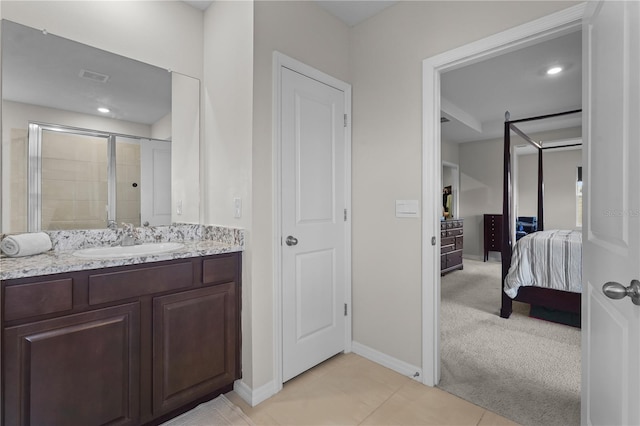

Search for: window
xmin=576 ymin=166 xmax=583 ymax=227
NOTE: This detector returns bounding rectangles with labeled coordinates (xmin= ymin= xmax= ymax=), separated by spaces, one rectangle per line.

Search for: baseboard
xmin=463 ymin=254 xmax=483 ymax=261
xmin=233 ymin=379 xmax=278 ymax=407
xmin=234 ymin=343 xmax=421 ymax=406
xmin=463 ymin=253 xmax=502 ymax=262
xmin=351 ymin=341 xmax=423 ymax=382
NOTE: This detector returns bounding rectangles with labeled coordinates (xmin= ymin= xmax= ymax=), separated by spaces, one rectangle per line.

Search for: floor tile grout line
xmin=357 ymin=376 xmax=413 ymax=425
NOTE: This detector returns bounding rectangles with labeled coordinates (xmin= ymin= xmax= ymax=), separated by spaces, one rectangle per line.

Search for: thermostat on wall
xmin=396 ymin=200 xmax=420 ymax=218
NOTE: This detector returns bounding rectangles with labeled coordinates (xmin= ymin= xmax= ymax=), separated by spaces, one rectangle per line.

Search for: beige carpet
xmin=438 ymin=259 xmax=581 ymax=426
xmin=160 ymin=394 xmax=254 ymax=426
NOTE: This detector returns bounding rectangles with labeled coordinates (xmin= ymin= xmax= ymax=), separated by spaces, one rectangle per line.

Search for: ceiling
xmin=184 ymin=0 xmax=398 ymax=26
xmin=441 ymin=30 xmax=582 ymax=144
xmin=2 ymin=2 xmax=581 ymax=139
xmin=2 ymin=20 xmax=171 ymax=125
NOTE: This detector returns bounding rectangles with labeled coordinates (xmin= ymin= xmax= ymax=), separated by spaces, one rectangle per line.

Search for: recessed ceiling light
xmin=547 ymin=66 xmax=563 ymax=75
xmin=97 ymin=107 xmax=110 ymax=113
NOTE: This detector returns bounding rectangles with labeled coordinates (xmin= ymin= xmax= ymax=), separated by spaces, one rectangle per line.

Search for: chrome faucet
xmin=121 ymin=223 xmax=137 ymax=247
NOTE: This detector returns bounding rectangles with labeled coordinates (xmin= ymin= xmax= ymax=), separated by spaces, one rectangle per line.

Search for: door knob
xmin=602 ymin=280 xmax=640 ymax=305
xmin=285 ymin=236 xmax=298 ymax=246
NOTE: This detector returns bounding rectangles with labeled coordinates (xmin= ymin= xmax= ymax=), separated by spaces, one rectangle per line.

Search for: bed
xmin=500 ymin=110 xmax=583 ymax=319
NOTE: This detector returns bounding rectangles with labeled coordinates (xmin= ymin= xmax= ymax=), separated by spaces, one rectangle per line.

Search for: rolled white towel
xmin=0 ymin=232 xmax=52 ymax=257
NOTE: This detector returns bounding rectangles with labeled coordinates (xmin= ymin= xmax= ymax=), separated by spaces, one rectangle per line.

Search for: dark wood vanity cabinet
xmin=1 ymin=252 xmax=241 ymax=426
xmin=4 ymin=303 xmax=140 ymax=426
xmin=152 ymin=283 xmax=238 ymax=416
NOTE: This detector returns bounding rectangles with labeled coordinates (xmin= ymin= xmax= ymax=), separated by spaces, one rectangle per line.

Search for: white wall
xmin=518 ymin=148 xmax=582 ymax=230
xmin=459 ymin=126 xmax=582 ymax=259
xmin=349 ymin=0 xmax=579 ymax=370
xmin=202 ymin=0 xmax=255 ymax=385
xmin=248 ymin=0 xmax=350 ymax=391
xmin=152 ymin=112 xmax=171 ymax=140
xmin=442 ymin=140 xmax=459 ymax=165
xmin=172 ymin=73 xmax=200 ymax=224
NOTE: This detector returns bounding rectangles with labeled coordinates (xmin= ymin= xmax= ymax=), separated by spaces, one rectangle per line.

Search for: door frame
xmin=421 ymin=4 xmax=586 ymax=386
xmin=272 ymin=51 xmax=352 ymax=392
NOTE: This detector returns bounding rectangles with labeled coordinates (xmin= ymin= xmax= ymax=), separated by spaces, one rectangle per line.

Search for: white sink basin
xmin=72 ymin=242 xmax=184 ymax=259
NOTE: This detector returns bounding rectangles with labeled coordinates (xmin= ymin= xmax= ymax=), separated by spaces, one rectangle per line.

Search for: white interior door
xmin=582 ymin=2 xmax=640 ymax=425
xmin=281 ymin=66 xmax=347 ymax=382
xmin=140 ymin=139 xmax=171 ymax=226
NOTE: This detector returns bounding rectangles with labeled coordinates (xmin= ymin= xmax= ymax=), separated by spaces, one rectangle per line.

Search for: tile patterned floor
xmin=226 ymin=353 xmax=518 ymax=425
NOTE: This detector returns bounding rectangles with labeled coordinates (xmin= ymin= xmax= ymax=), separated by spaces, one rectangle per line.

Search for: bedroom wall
xmin=459 ymin=126 xmax=582 ymax=260
xmin=517 ymin=148 xmax=582 ymax=231
xmin=349 ymin=0 xmax=579 ymax=370
xmin=442 ymin=140 xmax=460 ymax=165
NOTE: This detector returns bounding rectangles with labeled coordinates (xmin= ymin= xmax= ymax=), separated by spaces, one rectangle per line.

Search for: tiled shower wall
xmin=9 ymin=128 xmax=141 ymax=231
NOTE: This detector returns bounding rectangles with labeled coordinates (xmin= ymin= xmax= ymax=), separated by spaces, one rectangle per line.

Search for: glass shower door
xmin=36 ymin=127 xmax=109 ymax=230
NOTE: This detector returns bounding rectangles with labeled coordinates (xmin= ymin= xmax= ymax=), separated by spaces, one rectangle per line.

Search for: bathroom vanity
xmin=0 ymin=227 xmax=243 ymax=426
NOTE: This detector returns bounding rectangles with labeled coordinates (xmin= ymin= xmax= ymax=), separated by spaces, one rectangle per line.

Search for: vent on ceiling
xmin=440 ymin=116 xmax=450 ymax=123
xmin=79 ymin=69 xmax=110 ymax=83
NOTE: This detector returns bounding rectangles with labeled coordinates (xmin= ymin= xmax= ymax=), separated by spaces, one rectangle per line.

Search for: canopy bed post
xmin=500 ymin=112 xmax=513 ymax=318
xmin=500 ymin=108 xmax=583 ymax=321
xmin=537 ymin=147 xmax=544 ymax=231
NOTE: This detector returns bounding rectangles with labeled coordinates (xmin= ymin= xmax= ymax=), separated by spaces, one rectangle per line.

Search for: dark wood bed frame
xmin=499 ymin=109 xmax=582 ymax=319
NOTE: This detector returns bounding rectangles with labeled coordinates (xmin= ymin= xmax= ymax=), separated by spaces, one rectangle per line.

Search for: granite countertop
xmin=0 ymin=228 xmax=244 ymax=280
xmin=0 ymin=240 xmax=242 ymax=281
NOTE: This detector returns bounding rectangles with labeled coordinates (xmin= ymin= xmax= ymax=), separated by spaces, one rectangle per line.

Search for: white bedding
xmin=504 ymin=229 xmax=582 ymax=298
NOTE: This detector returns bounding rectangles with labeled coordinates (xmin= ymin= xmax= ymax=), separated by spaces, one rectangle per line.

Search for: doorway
xmin=421 ymin=3 xmax=586 ymax=387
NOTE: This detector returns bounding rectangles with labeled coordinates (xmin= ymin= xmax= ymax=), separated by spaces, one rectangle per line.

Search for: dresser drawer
xmin=4 ymin=278 xmax=73 ymax=321
xmin=445 ymin=250 xmax=463 ymax=268
xmin=441 ymin=243 xmax=455 ymax=254
xmin=442 ymin=236 xmax=455 ymax=246
xmin=88 ymin=261 xmax=193 ymax=305
xmin=455 ymin=236 xmax=463 ymax=250
xmin=447 ymin=228 xmax=463 ymax=237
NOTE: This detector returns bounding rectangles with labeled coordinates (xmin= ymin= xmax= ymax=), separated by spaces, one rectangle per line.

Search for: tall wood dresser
xmin=441 ymin=219 xmax=463 ymax=275
xmin=483 ymin=214 xmax=502 ymax=261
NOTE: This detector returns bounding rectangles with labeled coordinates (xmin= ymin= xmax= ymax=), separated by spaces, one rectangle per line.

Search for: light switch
xmin=396 ymin=200 xmax=419 ymax=218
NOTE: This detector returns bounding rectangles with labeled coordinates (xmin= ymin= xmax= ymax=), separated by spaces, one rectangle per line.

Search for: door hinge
xmin=431 ymin=236 xmax=436 ymax=246
xmin=344 ymin=303 xmax=348 ymax=316
xmin=344 ymin=114 xmax=348 ymax=128
xmin=344 ymin=208 xmax=348 ymax=221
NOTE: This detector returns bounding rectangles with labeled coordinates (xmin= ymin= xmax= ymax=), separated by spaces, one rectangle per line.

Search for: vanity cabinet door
xmin=3 ymin=303 xmax=140 ymax=426
xmin=152 ymin=283 xmax=239 ymax=416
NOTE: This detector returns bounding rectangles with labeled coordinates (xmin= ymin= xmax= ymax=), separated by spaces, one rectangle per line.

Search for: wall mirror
xmin=1 ymin=20 xmax=200 ymax=233
xmin=442 ymin=161 xmax=459 ymax=220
